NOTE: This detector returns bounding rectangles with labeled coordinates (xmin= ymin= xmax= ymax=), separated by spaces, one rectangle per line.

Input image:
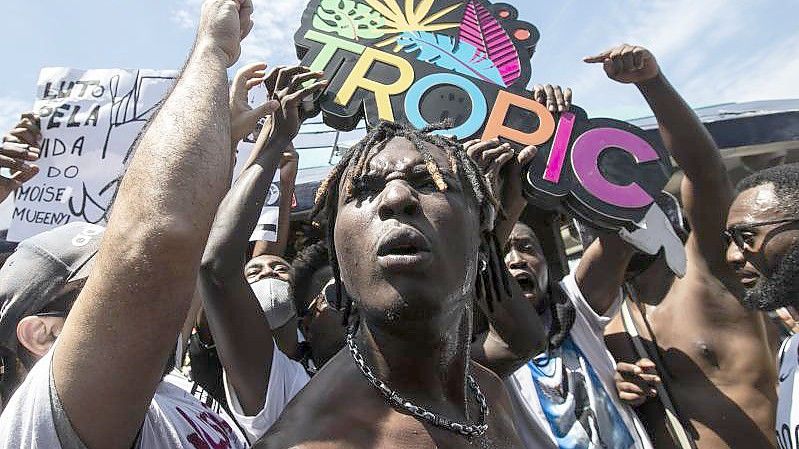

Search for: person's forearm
xmin=53 ymin=41 xmax=235 ymax=449
xmin=252 ymin=174 xmax=295 ymax=257
xmin=202 ymin=130 xmax=283 ymax=278
xmin=637 ymin=73 xmax=725 ymax=185
xmin=199 ymin=129 xmax=285 ymax=415
xmin=472 ymin=276 xmax=546 ymax=377
xmin=576 ymin=232 xmax=634 ymax=315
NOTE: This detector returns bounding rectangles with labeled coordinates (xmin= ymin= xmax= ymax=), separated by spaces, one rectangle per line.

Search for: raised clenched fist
xmin=197 ymin=0 xmax=254 ymax=67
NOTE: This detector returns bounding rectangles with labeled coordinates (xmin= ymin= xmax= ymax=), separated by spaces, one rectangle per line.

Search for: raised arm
xmin=51 ymin=2 xmax=253 ymax=448
xmin=585 ymin=44 xmax=733 ymax=273
xmin=252 ymin=145 xmax=298 ymax=258
xmin=199 ymin=66 xmax=325 ymax=415
xmin=470 ymin=274 xmax=547 ymax=377
xmin=575 ymin=231 xmax=635 ymax=315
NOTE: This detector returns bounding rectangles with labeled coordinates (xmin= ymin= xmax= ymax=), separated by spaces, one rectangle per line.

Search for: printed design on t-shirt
xmin=776 ymin=336 xmax=799 ymax=449
xmin=175 ymin=404 xmax=238 ymax=449
xmin=529 ymin=336 xmax=634 ymax=449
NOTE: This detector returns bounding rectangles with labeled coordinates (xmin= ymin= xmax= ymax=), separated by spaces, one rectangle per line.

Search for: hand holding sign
xmin=266 ymin=66 xmax=328 ymax=147
xmin=465 ymin=138 xmax=537 ymax=240
xmin=584 ymin=44 xmax=660 ymax=85
xmin=197 ymin=0 xmax=254 ymax=67
xmin=230 ymin=62 xmax=281 ymax=145
xmin=1 ymin=113 xmax=42 ymax=203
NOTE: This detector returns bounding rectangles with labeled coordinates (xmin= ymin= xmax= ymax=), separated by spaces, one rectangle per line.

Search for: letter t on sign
xmin=335 ymin=48 xmax=415 ymax=122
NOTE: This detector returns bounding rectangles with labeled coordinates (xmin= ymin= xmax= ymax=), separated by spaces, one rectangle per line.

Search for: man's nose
xmin=505 ymin=249 xmax=526 ymax=269
xmin=726 ymin=240 xmax=745 ymax=268
xmin=378 ymin=180 xmax=419 ymax=220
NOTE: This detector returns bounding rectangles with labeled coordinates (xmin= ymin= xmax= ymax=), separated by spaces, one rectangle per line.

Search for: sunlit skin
xmin=255 ymin=137 xmax=522 ymax=449
xmin=725 ymin=184 xmax=799 ymax=290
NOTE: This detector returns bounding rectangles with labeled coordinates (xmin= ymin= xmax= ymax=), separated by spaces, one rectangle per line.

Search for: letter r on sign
xmin=335 ymin=48 xmax=415 ymax=122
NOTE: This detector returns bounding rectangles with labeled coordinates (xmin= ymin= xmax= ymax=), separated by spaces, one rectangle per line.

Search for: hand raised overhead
xmin=197 ymin=0 xmax=255 ymax=67
xmin=584 ymin=44 xmax=660 ymax=84
xmin=230 ymin=62 xmax=280 ymax=145
xmin=263 ymin=66 xmax=328 ymax=146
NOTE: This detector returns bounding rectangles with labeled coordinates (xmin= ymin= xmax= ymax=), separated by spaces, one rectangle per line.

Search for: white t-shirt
xmin=223 ymin=342 xmax=310 ymax=442
xmin=504 ymin=273 xmax=654 ymax=449
xmin=0 ymin=345 xmax=248 ymax=449
xmin=777 ymin=333 xmax=799 ymax=449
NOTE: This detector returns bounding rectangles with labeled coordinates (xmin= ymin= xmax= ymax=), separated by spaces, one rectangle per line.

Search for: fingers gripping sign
xmin=230 ymin=62 xmax=281 ymax=145
xmin=267 ymin=66 xmax=329 ymax=146
xmin=1 ymin=113 xmax=43 ymax=203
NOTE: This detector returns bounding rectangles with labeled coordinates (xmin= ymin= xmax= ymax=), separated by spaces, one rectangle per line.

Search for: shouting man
xmin=256 ymin=121 xmax=545 ymax=448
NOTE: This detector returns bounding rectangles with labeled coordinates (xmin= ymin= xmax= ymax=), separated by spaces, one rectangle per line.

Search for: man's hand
xmin=464 ymin=84 xmax=567 ymax=232
xmin=264 ymin=66 xmax=328 ymax=147
xmin=230 ymin=62 xmax=280 ymax=145
xmin=1 ymin=113 xmax=42 ymax=202
xmin=584 ymin=44 xmax=660 ymax=84
xmin=532 ymin=83 xmax=572 ymax=113
xmin=615 ymin=358 xmax=661 ymax=407
xmin=197 ymin=0 xmax=254 ymax=67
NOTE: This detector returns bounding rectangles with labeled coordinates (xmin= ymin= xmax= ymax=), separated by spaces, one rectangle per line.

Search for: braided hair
xmin=311 ymin=121 xmax=511 ymax=327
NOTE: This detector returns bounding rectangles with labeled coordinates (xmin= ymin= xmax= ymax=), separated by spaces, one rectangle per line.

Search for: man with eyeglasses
xmin=725 ymin=163 xmax=799 ymax=448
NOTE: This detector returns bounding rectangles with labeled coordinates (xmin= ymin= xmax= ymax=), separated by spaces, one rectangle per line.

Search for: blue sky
xmin=1 ymin=0 xmax=798 ymax=133
xmin=0 ymin=0 xmax=796 ymax=230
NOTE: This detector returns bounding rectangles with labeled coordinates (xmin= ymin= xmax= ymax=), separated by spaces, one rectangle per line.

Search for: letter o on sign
xmin=404 ymin=73 xmax=488 ymax=139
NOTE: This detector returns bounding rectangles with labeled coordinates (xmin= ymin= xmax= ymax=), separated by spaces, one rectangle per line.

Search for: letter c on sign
xmin=571 ymin=128 xmax=658 ymax=209
xmin=405 ymin=73 xmax=488 ymax=139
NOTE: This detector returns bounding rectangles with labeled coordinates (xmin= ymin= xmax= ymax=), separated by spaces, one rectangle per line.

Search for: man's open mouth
xmin=512 ymin=271 xmax=538 ymax=293
xmin=376 ymin=227 xmax=433 ymax=270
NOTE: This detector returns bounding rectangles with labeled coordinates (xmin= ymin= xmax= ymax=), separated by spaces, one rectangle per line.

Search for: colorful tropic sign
xmin=294 ymin=0 xmax=679 ymax=246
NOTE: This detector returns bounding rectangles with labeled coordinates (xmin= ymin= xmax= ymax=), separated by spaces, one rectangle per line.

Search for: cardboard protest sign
xmin=294 ymin=0 xmax=674 ymax=231
xmin=8 ymin=68 xmax=178 ymax=242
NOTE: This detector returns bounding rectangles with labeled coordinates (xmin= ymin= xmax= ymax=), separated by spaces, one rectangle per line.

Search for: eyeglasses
xmin=723 ymin=217 xmax=799 ymax=251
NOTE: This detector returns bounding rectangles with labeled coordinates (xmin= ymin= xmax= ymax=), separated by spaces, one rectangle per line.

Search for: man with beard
xmin=724 ymin=163 xmax=799 ymax=449
xmin=255 ymin=121 xmax=546 ymax=448
xmin=588 ymin=43 xmax=778 ymax=449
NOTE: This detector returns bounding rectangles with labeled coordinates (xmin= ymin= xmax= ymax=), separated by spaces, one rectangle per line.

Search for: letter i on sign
xmin=543 ymin=112 xmax=576 ymax=183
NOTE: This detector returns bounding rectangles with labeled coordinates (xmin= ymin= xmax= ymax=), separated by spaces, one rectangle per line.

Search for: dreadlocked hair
xmin=311 ymin=120 xmax=510 ymax=327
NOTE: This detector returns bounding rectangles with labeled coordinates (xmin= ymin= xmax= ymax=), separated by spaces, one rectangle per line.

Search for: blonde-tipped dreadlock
xmin=311 ymin=121 xmax=510 ymax=325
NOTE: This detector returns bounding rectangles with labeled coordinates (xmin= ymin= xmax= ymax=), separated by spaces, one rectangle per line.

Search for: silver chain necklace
xmin=346 ymin=332 xmax=489 ymax=437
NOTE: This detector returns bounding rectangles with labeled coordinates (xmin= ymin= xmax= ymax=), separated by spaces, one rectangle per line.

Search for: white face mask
xmin=250 ymin=277 xmax=296 ymax=330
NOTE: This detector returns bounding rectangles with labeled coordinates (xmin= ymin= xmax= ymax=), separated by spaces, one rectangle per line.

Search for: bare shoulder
xmin=254 ymin=351 xmax=379 ymax=449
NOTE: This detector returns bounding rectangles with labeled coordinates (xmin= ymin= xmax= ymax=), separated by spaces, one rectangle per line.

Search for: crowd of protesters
xmin=0 ymin=1 xmax=798 ymax=448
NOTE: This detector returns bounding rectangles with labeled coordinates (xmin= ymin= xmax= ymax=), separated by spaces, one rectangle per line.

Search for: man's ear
xmin=16 ymin=316 xmax=59 ymax=358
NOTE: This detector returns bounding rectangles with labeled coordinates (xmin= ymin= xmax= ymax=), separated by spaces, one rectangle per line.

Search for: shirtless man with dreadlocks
xmin=254 ymin=121 xmax=545 ymax=448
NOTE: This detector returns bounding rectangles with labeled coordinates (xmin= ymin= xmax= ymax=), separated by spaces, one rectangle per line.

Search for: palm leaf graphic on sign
xmin=364 ymin=0 xmax=463 ymax=47
xmin=313 ymin=0 xmax=388 ymax=40
xmin=457 ymin=0 xmax=521 ymax=87
xmin=396 ymin=31 xmax=505 ymax=86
